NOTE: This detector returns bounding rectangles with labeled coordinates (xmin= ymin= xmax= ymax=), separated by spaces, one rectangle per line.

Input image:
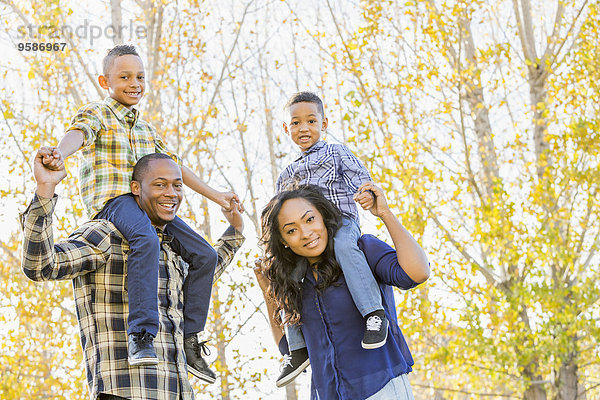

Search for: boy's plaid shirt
xmin=276 ymin=140 xmax=372 ymax=221
xmin=21 ymin=194 xmax=244 ymax=400
xmin=67 ymin=97 xmax=180 ymax=218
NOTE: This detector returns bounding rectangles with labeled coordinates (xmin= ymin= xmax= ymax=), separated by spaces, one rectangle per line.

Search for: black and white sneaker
xmin=128 ymin=331 xmax=159 ymax=366
xmin=275 ymin=347 xmax=310 ymax=388
xmin=361 ymin=310 xmax=388 ymax=349
xmin=184 ymin=336 xmax=217 ymax=384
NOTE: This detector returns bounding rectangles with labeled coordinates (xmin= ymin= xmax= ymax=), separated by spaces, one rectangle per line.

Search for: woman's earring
xmin=284 ymin=245 xmax=289 ymax=248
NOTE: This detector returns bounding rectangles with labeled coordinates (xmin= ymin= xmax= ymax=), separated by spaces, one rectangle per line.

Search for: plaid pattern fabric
xmin=276 ymin=140 xmax=372 ymax=220
xmin=21 ymin=194 xmax=245 ymax=400
xmin=66 ymin=97 xmax=180 ymax=218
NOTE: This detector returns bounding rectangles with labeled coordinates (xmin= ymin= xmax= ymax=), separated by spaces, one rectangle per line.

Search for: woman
xmin=257 ymin=182 xmax=430 ymax=399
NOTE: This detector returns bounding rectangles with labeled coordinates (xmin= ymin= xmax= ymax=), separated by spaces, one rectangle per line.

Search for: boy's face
xmin=98 ymin=54 xmax=145 ymax=109
xmin=283 ymin=102 xmax=328 ymax=152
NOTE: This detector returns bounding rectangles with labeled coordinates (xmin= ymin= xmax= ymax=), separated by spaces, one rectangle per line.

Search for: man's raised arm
xmin=21 ymin=148 xmax=108 ymax=282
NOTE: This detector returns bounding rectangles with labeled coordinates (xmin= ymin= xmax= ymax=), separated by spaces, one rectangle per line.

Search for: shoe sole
xmin=128 ymin=356 xmax=159 ymax=366
xmin=361 ymin=324 xmax=389 ymax=350
xmin=188 ymin=365 xmax=217 ymax=384
xmin=275 ymin=358 xmax=311 ymax=388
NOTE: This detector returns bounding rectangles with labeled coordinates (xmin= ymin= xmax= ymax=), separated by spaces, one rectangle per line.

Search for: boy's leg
xmin=165 ymin=217 xmax=217 ymax=383
xmin=277 ymin=310 xmax=309 ymax=388
xmin=334 ymin=217 xmax=383 ymax=316
xmin=334 ymin=217 xmax=388 ymax=349
xmin=165 ymin=216 xmax=218 ymax=338
xmin=282 ymin=313 xmax=306 ymax=352
xmin=95 ymin=194 xmax=160 ymax=365
xmin=96 ymin=194 xmax=160 ymax=337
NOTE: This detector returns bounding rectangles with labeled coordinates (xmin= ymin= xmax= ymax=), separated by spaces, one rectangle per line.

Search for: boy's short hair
xmin=285 ymin=92 xmax=325 ymax=118
xmin=102 ymin=44 xmax=140 ymax=75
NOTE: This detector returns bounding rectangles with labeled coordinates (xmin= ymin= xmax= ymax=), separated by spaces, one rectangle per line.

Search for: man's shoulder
xmin=70 ymin=219 xmax=126 ymax=249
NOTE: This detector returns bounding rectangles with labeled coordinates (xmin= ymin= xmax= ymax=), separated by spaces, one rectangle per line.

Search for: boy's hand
xmin=355 ymin=182 xmax=390 ymax=218
xmin=40 ymin=146 xmax=65 ymax=171
xmin=221 ymin=199 xmax=244 ymax=232
xmin=353 ymin=182 xmax=376 ymax=211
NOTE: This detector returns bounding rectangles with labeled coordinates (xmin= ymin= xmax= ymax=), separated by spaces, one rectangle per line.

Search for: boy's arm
xmin=44 ymin=103 xmax=102 ymax=171
xmin=181 ymin=165 xmax=242 ymax=211
xmin=337 ymin=145 xmax=376 ymax=209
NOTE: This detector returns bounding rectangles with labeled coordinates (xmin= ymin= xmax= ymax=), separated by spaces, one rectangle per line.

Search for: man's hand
xmin=40 ymin=146 xmax=65 ymax=171
xmin=221 ymin=199 xmax=244 ymax=233
xmin=34 ymin=147 xmax=67 ymax=198
xmin=217 ymin=191 xmax=245 ymax=213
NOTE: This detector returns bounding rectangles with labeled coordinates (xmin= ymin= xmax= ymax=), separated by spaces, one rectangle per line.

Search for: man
xmin=21 ymin=150 xmax=245 ymax=400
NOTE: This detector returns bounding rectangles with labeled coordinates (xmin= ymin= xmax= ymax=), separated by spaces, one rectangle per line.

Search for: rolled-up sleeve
xmin=358 ymin=234 xmax=419 ymax=290
xmin=65 ymin=104 xmax=103 ymax=148
xmin=213 ymin=226 xmax=245 ymax=282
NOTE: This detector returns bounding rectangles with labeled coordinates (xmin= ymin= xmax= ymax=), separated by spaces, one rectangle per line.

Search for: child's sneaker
xmin=361 ymin=310 xmax=388 ymax=349
xmin=276 ymin=347 xmax=310 ymax=388
xmin=128 ymin=331 xmax=159 ymax=366
xmin=184 ymin=336 xmax=216 ymax=384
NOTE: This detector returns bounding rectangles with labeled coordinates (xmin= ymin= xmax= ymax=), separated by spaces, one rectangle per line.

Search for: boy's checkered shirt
xmin=67 ymin=97 xmax=180 ymax=218
xmin=21 ymin=194 xmax=244 ymax=400
xmin=276 ymin=140 xmax=372 ymax=220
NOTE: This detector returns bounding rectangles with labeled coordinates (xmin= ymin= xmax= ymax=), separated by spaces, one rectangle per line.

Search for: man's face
xmin=131 ymin=158 xmax=182 ymax=229
xmin=99 ymin=54 xmax=145 ymax=109
xmin=283 ymin=102 xmax=328 ymax=152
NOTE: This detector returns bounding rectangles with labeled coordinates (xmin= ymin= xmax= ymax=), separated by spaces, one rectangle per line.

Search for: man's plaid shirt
xmin=276 ymin=140 xmax=372 ymax=221
xmin=67 ymin=97 xmax=180 ymax=218
xmin=21 ymin=194 xmax=245 ymax=400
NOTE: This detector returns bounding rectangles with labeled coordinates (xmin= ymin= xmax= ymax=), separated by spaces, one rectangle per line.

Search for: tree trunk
xmin=110 ymin=0 xmax=123 ymax=45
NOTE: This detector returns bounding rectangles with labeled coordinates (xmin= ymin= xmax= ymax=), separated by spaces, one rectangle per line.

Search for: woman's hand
xmin=355 ymin=182 xmax=391 ymax=218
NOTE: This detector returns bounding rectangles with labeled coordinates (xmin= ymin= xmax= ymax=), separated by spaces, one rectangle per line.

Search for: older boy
xmin=274 ymin=92 xmax=388 ymax=387
xmin=42 ymin=45 xmax=239 ymax=383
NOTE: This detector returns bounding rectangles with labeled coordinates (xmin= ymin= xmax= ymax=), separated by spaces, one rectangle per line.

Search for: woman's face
xmin=277 ymin=197 xmax=329 ymax=265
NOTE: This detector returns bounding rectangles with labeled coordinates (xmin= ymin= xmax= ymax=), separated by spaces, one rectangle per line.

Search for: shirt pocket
xmin=312 ymin=154 xmax=337 ymax=182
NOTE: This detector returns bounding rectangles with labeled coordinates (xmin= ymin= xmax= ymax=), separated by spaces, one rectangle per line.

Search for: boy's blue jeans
xmin=96 ymin=194 xmax=217 ymax=338
xmin=285 ymin=216 xmax=383 ymax=351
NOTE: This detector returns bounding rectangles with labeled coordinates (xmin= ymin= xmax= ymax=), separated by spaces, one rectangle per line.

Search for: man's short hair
xmin=102 ymin=44 xmax=140 ymax=76
xmin=285 ymin=92 xmax=325 ymax=118
xmin=132 ymin=153 xmax=175 ymax=182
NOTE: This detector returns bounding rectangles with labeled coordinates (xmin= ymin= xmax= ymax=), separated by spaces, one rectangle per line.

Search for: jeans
xmin=284 ymin=217 xmax=383 ymax=351
xmin=366 ymin=374 xmax=415 ymax=400
xmin=96 ymin=194 xmax=217 ymax=337
xmin=334 ymin=217 xmax=383 ymax=316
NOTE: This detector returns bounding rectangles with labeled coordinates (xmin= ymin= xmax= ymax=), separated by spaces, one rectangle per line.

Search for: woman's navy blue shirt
xmin=280 ymin=234 xmax=421 ymax=400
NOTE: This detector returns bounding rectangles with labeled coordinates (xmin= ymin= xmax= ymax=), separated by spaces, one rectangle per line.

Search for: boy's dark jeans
xmin=96 ymin=194 xmax=217 ymax=338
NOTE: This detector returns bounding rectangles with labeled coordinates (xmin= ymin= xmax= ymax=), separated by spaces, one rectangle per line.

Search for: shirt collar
xmin=104 ymin=97 xmax=139 ymax=125
xmin=295 ymin=140 xmax=326 ymax=161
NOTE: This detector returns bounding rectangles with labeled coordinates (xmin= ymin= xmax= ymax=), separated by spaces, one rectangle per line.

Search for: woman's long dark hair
xmin=260 ymin=185 xmax=343 ymax=325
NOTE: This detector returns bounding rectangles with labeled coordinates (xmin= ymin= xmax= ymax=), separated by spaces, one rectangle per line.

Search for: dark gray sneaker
xmin=361 ymin=310 xmax=389 ymax=349
xmin=275 ymin=347 xmax=310 ymax=388
xmin=184 ymin=336 xmax=216 ymax=384
xmin=128 ymin=331 xmax=159 ymax=366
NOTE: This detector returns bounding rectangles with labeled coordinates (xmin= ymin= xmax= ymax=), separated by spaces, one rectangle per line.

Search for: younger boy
xmin=43 ymin=44 xmax=239 ymax=384
xmin=274 ymin=91 xmax=388 ymax=387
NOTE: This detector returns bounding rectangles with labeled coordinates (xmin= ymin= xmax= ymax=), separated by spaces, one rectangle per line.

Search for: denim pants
xmin=96 ymin=194 xmax=217 ymax=338
xmin=366 ymin=374 xmax=415 ymax=400
xmin=285 ymin=217 xmax=383 ymax=351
